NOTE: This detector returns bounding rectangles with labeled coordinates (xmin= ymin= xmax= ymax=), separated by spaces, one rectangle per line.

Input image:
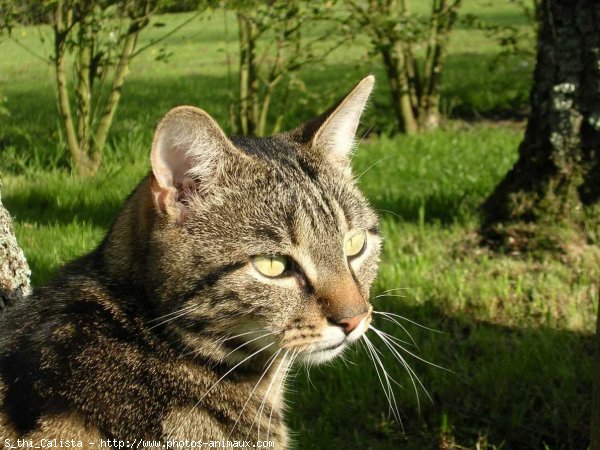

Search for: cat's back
xmin=0 ymin=252 xmax=176 ymax=439
xmin=0 ymin=252 xmax=131 ymax=352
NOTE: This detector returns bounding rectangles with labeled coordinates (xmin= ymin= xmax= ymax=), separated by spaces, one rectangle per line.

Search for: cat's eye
xmin=345 ymin=232 xmax=367 ymax=258
xmin=252 ymin=256 xmax=289 ymax=278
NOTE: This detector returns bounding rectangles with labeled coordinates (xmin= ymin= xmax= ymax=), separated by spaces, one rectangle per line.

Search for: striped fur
xmin=0 ymin=76 xmax=380 ymax=448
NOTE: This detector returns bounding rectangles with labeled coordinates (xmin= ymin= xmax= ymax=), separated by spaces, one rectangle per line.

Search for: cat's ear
xmin=291 ymin=75 xmax=374 ymax=171
xmin=150 ymin=106 xmax=236 ymax=220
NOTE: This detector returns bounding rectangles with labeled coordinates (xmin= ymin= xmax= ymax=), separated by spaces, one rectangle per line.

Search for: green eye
xmin=345 ymin=232 xmax=366 ymax=258
xmin=253 ymin=256 xmax=289 ymax=277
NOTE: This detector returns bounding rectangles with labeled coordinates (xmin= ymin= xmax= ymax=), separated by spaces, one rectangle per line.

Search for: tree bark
xmin=53 ymin=0 xmax=82 ymax=170
xmin=381 ymin=45 xmax=418 ymax=134
xmin=592 ymin=292 xmax=600 ymax=450
xmin=420 ymin=0 xmax=460 ymax=131
xmin=237 ymin=12 xmax=259 ymax=136
xmin=75 ymin=14 xmax=92 ymax=169
xmin=0 ymin=179 xmax=31 ymax=314
xmin=482 ymin=0 xmax=600 ymax=247
xmin=90 ymin=28 xmax=139 ymax=175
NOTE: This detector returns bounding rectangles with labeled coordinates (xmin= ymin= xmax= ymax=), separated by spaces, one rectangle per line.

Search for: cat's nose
xmin=318 ymin=276 xmax=368 ymax=334
xmin=335 ymin=311 xmax=368 ymax=335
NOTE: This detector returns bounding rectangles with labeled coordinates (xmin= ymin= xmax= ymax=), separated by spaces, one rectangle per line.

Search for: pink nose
xmin=336 ymin=312 xmax=368 ymax=335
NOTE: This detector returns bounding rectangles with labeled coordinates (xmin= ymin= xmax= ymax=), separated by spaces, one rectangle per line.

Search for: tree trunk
xmin=53 ymin=0 xmax=82 ymax=170
xmin=90 ymin=28 xmax=139 ymax=176
xmin=51 ymin=2 xmax=150 ymax=177
xmin=592 ymin=292 xmax=600 ymax=450
xmin=0 ymin=179 xmax=31 ymax=314
xmin=75 ymin=14 xmax=92 ymax=166
xmin=481 ymin=0 xmax=600 ymax=248
xmin=419 ymin=0 xmax=460 ymax=131
xmin=237 ymin=13 xmax=259 ymax=136
xmin=381 ymin=46 xmax=418 ymax=135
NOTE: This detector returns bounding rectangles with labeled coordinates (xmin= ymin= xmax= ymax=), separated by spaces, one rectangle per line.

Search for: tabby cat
xmin=0 ymin=75 xmax=381 ymax=448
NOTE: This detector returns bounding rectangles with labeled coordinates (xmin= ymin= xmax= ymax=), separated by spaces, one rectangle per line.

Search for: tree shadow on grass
xmin=288 ymin=302 xmax=593 ymax=450
xmin=370 ymin=195 xmax=478 ymax=225
xmin=3 ymin=185 xmax=125 ymax=229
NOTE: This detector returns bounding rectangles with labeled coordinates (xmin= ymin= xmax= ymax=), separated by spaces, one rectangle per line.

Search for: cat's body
xmin=0 ymin=76 xmax=380 ymax=447
xmin=0 ymin=233 xmax=290 ymax=444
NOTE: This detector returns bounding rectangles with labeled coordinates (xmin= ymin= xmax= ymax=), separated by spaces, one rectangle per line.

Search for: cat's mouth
xmin=302 ymin=312 xmax=372 ymax=363
xmin=301 ymin=329 xmax=363 ymax=363
xmin=301 ymin=340 xmax=347 ymax=364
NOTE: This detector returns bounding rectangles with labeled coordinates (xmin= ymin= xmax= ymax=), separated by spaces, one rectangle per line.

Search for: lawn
xmin=0 ymin=1 xmax=596 ymax=449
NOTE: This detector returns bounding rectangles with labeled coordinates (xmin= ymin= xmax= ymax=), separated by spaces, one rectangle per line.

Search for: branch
xmin=53 ymin=0 xmax=81 ymax=166
xmin=75 ymin=14 xmax=93 ymax=155
xmin=91 ymin=24 xmax=139 ymax=161
xmin=9 ymin=36 xmax=50 ymax=64
xmin=132 ymin=9 xmax=204 ymax=57
xmin=224 ymin=7 xmax=236 ymax=131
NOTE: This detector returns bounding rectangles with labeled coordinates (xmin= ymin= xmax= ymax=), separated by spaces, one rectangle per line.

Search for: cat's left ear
xmin=290 ymin=75 xmax=374 ymax=171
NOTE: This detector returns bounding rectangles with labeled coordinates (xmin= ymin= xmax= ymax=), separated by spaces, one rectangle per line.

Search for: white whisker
xmin=354 ymin=122 xmax=374 ymax=151
xmin=378 ymin=287 xmax=412 ymax=294
xmin=355 ymin=154 xmax=397 ymax=181
xmin=371 ymin=326 xmax=450 ymax=372
xmin=216 ymin=332 xmax=276 ymax=364
xmin=369 ymin=325 xmax=433 ymax=411
xmin=146 ymin=305 xmax=197 ymax=323
xmin=217 ymin=329 xmax=272 ymax=344
xmin=179 ymin=330 xmax=275 ymax=360
xmin=373 ymin=311 xmax=418 ymax=347
xmin=147 ymin=307 xmax=198 ymax=330
xmin=362 ymin=335 xmax=402 ymax=424
xmin=360 ymin=340 xmax=392 ymax=414
xmin=370 ymin=325 xmax=414 ymax=347
xmin=304 ymin=362 xmax=316 ymax=391
xmin=195 ymin=342 xmax=275 ymax=408
xmin=373 ymin=311 xmax=444 ymax=334
xmin=252 ymin=349 xmax=290 ymax=442
xmin=373 ymin=293 xmax=406 ymax=299
xmin=267 ymin=350 xmax=298 ymax=441
xmin=366 ymin=337 xmax=405 ymax=390
xmin=227 ymin=348 xmax=282 ymax=439
xmin=375 ymin=208 xmax=404 ymax=221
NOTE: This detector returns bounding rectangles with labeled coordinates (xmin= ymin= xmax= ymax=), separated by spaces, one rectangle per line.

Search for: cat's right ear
xmin=150 ymin=106 xmax=237 ymax=221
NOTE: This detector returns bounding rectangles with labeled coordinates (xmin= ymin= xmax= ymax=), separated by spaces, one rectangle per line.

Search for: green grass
xmin=293 ymin=129 xmax=597 ymax=449
xmin=0 ymin=1 xmax=596 ymax=449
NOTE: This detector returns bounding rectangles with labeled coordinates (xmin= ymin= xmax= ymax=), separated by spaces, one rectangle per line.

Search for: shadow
xmin=287 ymin=302 xmax=593 ymax=450
xmin=369 ymin=195 xmax=480 ymax=225
xmin=454 ymin=11 xmax=533 ymax=30
xmin=3 ymin=186 xmax=125 ymax=229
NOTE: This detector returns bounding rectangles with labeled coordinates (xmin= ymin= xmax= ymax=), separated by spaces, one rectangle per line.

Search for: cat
xmin=0 ymin=75 xmax=381 ymax=448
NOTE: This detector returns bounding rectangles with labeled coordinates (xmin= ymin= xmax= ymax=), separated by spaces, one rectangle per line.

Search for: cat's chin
xmin=300 ymin=342 xmax=348 ymax=365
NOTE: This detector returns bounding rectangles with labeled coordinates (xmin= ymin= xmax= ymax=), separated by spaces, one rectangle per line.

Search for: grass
xmin=288 ymin=130 xmax=597 ymax=449
xmin=0 ymin=1 xmax=596 ymax=449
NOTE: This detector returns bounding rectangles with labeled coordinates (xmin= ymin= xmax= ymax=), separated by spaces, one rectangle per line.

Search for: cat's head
xmin=147 ymin=76 xmax=380 ymax=365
